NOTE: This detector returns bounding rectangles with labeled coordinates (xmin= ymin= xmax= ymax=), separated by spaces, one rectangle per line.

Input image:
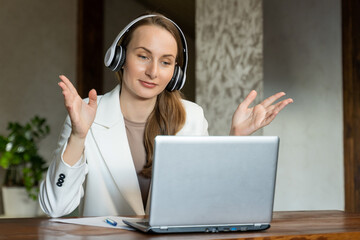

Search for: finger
xmin=240 ymin=90 xmax=257 ymax=109
xmin=59 ymin=75 xmax=78 ymax=95
xmin=58 ymin=81 xmax=68 ymax=92
xmin=88 ymin=89 xmax=97 ymax=109
xmin=58 ymin=81 xmax=76 ymax=110
xmin=58 ymin=81 xmax=72 ymax=99
xmin=263 ymin=112 xmax=278 ymax=126
xmin=265 ymin=98 xmax=293 ymax=118
xmin=261 ymin=92 xmax=286 ymax=108
xmin=58 ymin=75 xmax=72 ymax=95
xmin=274 ymin=98 xmax=293 ymax=112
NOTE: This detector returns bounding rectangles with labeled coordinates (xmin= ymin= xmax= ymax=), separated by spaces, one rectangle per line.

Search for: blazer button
xmin=56 ymin=173 xmax=66 ymax=187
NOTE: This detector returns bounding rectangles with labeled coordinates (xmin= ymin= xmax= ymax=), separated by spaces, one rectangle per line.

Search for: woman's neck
xmin=119 ymin=88 xmax=157 ymax=123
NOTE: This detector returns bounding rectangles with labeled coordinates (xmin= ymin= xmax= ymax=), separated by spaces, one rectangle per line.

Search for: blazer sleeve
xmin=38 ymin=115 xmax=89 ymax=217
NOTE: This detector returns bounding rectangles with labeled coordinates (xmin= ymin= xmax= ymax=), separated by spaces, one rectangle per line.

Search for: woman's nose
xmin=145 ymin=61 xmax=158 ymax=80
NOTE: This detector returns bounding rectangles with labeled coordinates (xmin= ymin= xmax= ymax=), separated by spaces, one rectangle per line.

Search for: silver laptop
xmin=123 ymin=136 xmax=279 ymax=233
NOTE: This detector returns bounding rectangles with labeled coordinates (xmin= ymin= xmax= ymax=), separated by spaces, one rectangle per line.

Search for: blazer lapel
xmin=90 ymin=85 xmax=144 ymax=215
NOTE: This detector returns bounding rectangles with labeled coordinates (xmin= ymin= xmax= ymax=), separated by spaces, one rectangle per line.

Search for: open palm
xmin=58 ymin=75 xmax=98 ymax=139
xmin=230 ymin=90 xmax=293 ymax=136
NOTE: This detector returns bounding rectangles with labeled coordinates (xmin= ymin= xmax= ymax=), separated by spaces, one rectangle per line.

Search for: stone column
xmin=196 ymin=0 xmax=263 ymax=135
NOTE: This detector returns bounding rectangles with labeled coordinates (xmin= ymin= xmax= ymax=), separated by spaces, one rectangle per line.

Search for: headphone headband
xmin=104 ymin=14 xmax=188 ymax=91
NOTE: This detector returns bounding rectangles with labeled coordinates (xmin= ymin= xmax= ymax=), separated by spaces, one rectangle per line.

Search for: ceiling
xmin=135 ymin=0 xmax=195 ymax=39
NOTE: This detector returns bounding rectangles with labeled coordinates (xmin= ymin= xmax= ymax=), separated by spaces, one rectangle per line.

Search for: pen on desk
xmin=105 ymin=218 xmax=117 ymax=226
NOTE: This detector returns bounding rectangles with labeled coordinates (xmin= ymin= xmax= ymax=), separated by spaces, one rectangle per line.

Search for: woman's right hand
xmin=58 ymin=75 xmax=98 ymax=139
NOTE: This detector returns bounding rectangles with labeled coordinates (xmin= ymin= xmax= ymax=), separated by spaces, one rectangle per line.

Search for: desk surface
xmin=1 ymin=211 xmax=360 ymax=240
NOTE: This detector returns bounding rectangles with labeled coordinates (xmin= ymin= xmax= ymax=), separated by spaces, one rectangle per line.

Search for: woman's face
xmin=121 ymin=24 xmax=178 ymax=101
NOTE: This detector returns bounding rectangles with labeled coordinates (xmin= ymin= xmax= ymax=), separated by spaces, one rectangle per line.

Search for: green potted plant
xmin=0 ymin=115 xmax=50 ymax=216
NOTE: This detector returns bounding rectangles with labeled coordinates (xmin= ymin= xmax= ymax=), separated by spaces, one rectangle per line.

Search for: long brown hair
xmin=115 ymin=14 xmax=186 ymax=178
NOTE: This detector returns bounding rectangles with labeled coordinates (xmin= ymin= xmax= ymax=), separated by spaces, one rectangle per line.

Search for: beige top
xmin=124 ymin=118 xmax=151 ymax=208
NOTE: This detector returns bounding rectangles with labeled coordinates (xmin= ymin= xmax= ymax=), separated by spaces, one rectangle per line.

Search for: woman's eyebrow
xmin=134 ymin=46 xmax=175 ymax=59
xmin=135 ymin=46 xmax=152 ymax=53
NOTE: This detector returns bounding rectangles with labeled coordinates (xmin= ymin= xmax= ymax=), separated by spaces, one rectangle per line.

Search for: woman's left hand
xmin=230 ymin=90 xmax=293 ymax=136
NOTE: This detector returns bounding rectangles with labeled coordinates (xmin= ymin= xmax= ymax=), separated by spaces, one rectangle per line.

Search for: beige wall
xmin=0 ymin=0 xmax=77 ymax=214
xmin=263 ymin=0 xmax=343 ymax=210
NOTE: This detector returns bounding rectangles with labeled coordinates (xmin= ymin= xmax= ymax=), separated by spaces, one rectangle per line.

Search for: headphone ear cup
xmin=166 ymin=66 xmax=184 ymax=91
xmin=174 ymin=67 xmax=184 ymax=90
xmin=110 ymin=46 xmax=126 ymax=72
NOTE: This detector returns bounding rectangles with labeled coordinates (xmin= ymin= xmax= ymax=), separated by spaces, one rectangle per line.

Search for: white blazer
xmin=39 ymin=85 xmax=208 ymax=217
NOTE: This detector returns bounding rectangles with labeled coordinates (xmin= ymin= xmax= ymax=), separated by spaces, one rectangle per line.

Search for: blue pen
xmin=105 ymin=218 xmax=117 ymax=226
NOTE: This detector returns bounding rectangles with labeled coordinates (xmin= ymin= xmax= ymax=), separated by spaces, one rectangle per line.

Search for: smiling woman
xmin=113 ymin=15 xmax=189 ymax=180
xmin=38 ymin=13 xmax=292 ymax=218
xmin=121 ymin=25 xmax=178 ymax=103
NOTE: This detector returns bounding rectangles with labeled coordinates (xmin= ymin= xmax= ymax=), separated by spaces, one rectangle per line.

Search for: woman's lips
xmin=139 ymin=80 xmax=157 ymax=88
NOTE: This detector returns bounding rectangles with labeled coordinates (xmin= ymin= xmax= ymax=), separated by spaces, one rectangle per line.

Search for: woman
xmin=39 ymin=13 xmax=292 ymax=218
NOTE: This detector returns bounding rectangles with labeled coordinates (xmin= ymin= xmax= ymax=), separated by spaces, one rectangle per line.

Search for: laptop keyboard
xmin=137 ymin=221 xmax=150 ymax=227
